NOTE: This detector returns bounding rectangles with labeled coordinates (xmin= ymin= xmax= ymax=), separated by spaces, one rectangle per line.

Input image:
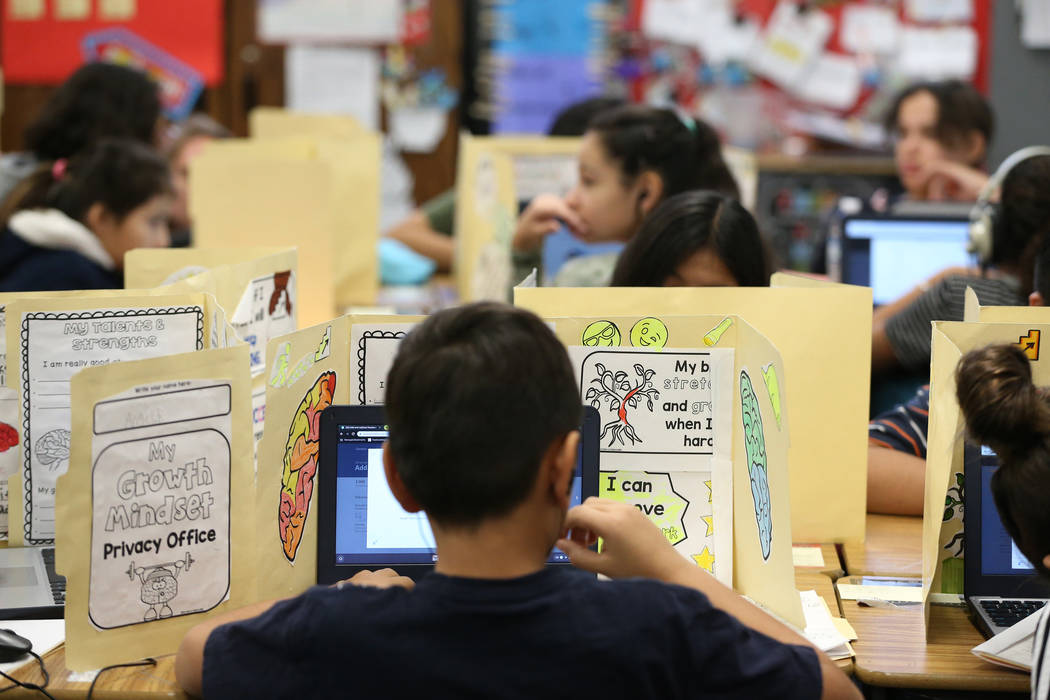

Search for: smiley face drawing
xmin=630 ymin=318 xmax=668 ymax=350
xmin=582 ymin=320 xmax=621 ymax=347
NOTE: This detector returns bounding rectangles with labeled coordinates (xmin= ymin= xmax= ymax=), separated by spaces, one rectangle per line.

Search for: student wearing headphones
xmin=610 ymin=190 xmax=771 ymax=288
xmin=512 ymin=105 xmax=740 ymax=287
xmin=954 ymin=344 xmax=1050 ymax=698
xmin=176 ymin=303 xmax=859 ymax=700
xmin=868 ymin=161 xmax=1050 ymax=514
xmin=872 ymin=150 xmax=1050 ymax=377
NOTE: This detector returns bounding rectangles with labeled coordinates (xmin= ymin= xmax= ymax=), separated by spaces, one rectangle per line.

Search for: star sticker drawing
xmin=705 ymin=480 xmax=712 ymax=503
xmin=693 ymin=547 xmax=715 ymax=573
xmin=703 ymin=515 xmax=714 ymax=537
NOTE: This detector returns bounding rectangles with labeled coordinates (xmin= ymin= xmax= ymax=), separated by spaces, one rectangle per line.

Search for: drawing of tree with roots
xmin=585 ymin=363 xmax=659 ymax=446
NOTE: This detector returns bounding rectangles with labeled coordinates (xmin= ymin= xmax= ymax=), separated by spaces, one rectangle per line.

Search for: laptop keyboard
xmin=40 ymin=548 xmax=66 ymax=606
xmin=979 ymin=599 xmax=1046 ymax=629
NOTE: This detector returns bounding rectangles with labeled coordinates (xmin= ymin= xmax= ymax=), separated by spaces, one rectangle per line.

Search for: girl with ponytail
xmin=955 ymin=344 xmax=1050 ymax=698
xmin=512 ymin=105 xmax=740 ymax=287
xmin=0 ymin=138 xmax=173 ymax=292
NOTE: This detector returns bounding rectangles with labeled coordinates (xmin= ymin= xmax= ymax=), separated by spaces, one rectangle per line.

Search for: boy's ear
xmin=548 ymin=430 xmax=580 ymax=510
xmin=383 ymin=442 xmax=423 ymax=513
xmin=1030 ymin=291 xmax=1044 ymax=307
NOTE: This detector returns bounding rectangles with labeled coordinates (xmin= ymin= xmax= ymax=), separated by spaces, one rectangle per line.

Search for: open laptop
xmin=964 ymin=444 xmax=1049 ymax=638
xmin=316 ymin=405 xmax=600 ymax=585
xmin=0 ymin=546 xmax=66 ymax=620
xmin=841 ymin=215 xmax=974 ymax=306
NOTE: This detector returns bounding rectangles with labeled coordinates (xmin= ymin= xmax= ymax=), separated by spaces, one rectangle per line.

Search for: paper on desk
xmin=972 ymin=607 xmax=1043 ymax=672
xmin=837 ymin=583 xmax=924 ymax=603
xmin=841 ymin=5 xmax=899 ymax=55
xmin=792 ymin=545 xmax=825 ymax=568
xmin=905 ymin=0 xmax=973 ymax=22
xmin=0 ymin=619 xmax=64 ymax=675
xmin=800 ymin=590 xmax=850 ymax=653
xmin=896 ymin=26 xmax=977 ymax=80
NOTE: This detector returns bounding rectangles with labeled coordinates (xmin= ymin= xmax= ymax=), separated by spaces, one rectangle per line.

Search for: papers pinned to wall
xmin=840 ymin=5 xmax=900 ymax=55
xmin=792 ymin=53 xmax=862 ymax=112
xmin=285 ymin=46 xmax=380 ymax=130
xmin=257 ymin=0 xmax=401 ymax=44
xmin=905 ymin=0 xmax=973 ymax=23
xmin=749 ymin=1 xmax=833 ymax=90
xmin=896 ymin=26 xmax=978 ymax=80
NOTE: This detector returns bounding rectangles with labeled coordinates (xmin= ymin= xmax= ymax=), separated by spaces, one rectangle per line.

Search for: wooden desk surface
xmin=841 ymin=514 xmax=923 ymax=578
xmin=842 ymin=598 xmax=1029 ymax=692
xmin=5 ymin=647 xmax=185 ymax=700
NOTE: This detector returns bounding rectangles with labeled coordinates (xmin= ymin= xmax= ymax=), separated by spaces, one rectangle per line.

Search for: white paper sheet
xmin=841 ymin=5 xmax=899 ymax=55
xmin=1022 ymin=0 xmax=1050 ymax=49
xmin=389 ymin=107 xmax=448 ymax=153
xmin=749 ymin=1 xmax=833 ymax=90
xmin=88 ymin=379 xmax=232 ymax=629
xmin=792 ymin=545 xmax=825 ymax=568
xmin=641 ymin=0 xmax=711 ymax=46
xmin=258 ymin=0 xmax=401 ymax=43
xmin=800 ymin=589 xmax=850 ymax=653
xmin=905 ymin=0 xmax=973 ymax=23
xmin=349 ymin=323 xmax=417 ymax=405
xmin=18 ymin=307 xmax=203 ymax=544
xmin=793 ymin=53 xmax=862 ymax=111
xmin=896 ymin=26 xmax=978 ymax=80
xmin=285 ymin=45 xmax=380 ymax=130
xmin=972 ymin=607 xmax=1043 ymax=671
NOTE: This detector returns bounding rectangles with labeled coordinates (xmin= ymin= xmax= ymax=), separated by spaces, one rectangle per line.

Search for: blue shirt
xmin=203 ymin=567 xmax=821 ymax=699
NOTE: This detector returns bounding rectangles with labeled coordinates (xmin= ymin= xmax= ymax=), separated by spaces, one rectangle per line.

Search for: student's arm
xmin=512 ymin=194 xmax=585 ymax=253
xmin=174 ymin=568 xmax=414 ymax=697
xmin=558 ymin=499 xmax=861 ymax=700
xmin=866 ymin=445 xmax=925 ymax=515
xmin=386 ymin=210 xmax=455 ymax=272
xmin=916 ymin=160 xmax=989 ymax=202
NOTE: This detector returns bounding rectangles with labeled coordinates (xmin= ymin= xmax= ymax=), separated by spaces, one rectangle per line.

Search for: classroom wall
xmin=989 ymin=2 xmax=1050 ymax=165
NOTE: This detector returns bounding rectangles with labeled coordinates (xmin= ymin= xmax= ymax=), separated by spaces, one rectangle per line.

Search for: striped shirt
xmin=869 ymin=385 xmax=930 ymax=458
xmin=1035 ymin=605 xmax=1049 ymax=699
xmin=885 ymin=275 xmax=1024 ymax=371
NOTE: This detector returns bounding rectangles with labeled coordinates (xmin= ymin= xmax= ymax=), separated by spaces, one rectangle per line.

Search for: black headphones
xmin=968 ymin=146 xmax=1050 ymax=264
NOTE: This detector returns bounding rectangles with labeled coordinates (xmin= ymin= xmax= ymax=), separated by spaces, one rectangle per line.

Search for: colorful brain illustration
xmin=0 ymin=422 xmax=18 ymax=452
xmin=35 ymin=429 xmax=70 ymax=471
xmin=740 ymin=371 xmax=772 ymax=560
xmin=279 ymin=372 xmax=336 ymax=562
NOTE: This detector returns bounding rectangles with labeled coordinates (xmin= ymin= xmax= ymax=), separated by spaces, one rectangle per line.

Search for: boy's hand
xmin=556 ymin=498 xmax=691 ymax=582
xmin=335 ymin=568 xmax=415 ymax=591
xmin=512 ymin=194 xmax=586 ymax=253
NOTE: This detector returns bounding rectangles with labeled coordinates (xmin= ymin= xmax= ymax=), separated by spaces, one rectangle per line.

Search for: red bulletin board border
xmin=1 ymin=0 xmax=225 ymax=85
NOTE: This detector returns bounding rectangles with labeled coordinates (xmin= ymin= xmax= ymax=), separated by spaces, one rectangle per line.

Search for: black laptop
xmin=964 ymin=444 xmax=1049 ymax=637
xmin=316 ymin=405 xmax=599 ymax=585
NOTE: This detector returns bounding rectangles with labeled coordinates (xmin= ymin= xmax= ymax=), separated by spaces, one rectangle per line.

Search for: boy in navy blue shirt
xmin=175 ymin=303 xmax=859 ymax=700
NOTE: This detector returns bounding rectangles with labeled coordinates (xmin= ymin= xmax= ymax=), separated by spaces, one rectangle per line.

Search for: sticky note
xmin=55 ymin=0 xmax=91 ymax=20
xmin=99 ymin=0 xmax=136 ymax=20
xmin=10 ymin=0 xmax=44 ymax=20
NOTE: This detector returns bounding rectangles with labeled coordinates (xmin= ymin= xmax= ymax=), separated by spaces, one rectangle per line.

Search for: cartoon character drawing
xmin=703 ymin=318 xmax=733 ymax=346
xmin=269 ymin=271 xmax=293 ymax=318
xmin=582 ymin=320 xmax=621 ymax=347
xmin=279 ymin=372 xmax=337 ymax=561
xmin=0 ymin=422 xmax=17 ymax=453
xmin=126 ymin=553 xmax=193 ymax=622
xmin=35 ymin=429 xmax=70 ymax=473
xmin=740 ymin=370 xmax=772 ymax=560
xmin=586 ymin=363 xmax=659 ymax=446
xmin=629 ymin=318 xmax=668 ymax=350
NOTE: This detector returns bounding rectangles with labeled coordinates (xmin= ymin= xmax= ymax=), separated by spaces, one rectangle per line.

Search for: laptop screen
xmin=842 ymin=218 xmax=974 ymax=305
xmin=978 ymin=446 xmax=1035 ymax=577
xmin=332 ymin=422 xmax=584 ymax=568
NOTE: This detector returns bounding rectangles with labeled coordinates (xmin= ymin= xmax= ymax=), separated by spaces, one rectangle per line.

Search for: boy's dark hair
xmin=611 ymin=190 xmax=770 ymax=287
xmin=0 ymin=139 xmax=173 ymax=227
xmin=385 ymin=303 xmax=581 ymax=526
xmin=588 ymin=105 xmax=740 ymax=200
xmin=884 ymin=80 xmax=993 ymax=163
xmin=956 ymin=344 xmax=1050 ymax=578
xmin=995 ymin=155 xmax=1050 ymax=274
xmin=547 ymin=96 xmax=626 ymax=137
xmin=24 ymin=62 xmax=161 ymax=161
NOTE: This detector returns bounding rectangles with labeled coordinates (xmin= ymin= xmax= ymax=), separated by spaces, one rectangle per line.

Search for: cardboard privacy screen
xmin=545 ymin=314 xmax=801 ymax=628
xmin=516 ymin=273 xmax=872 ymax=544
xmin=923 ymin=319 xmax=1050 ymax=637
xmin=56 ymin=345 xmax=254 ymax=670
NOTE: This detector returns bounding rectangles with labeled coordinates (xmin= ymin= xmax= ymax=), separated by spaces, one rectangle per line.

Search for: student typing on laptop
xmin=955 ymin=344 xmax=1050 ymax=699
xmin=174 ymin=303 xmax=859 ymax=699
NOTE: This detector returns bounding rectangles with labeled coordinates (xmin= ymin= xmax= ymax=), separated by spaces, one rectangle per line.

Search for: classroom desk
xmin=794 ymin=568 xmax=854 ymax=674
xmin=841 ymin=597 xmax=1029 ymax=693
xmin=793 ymin=542 xmax=845 ymax=579
xmin=841 ymin=514 xmax=922 ymax=578
xmin=4 ymin=647 xmax=185 ymax=699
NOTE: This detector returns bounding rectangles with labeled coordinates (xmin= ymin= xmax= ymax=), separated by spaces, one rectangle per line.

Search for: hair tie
xmin=51 ymin=158 xmax=68 ymax=180
xmin=678 ymin=113 xmax=698 ymax=134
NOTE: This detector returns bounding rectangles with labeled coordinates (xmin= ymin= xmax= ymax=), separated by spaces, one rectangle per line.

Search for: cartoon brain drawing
xmin=740 ymin=371 xmax=772 ymax=560
xmin=279 ymin=372 xmax=336 ymax=562
xmin=35 ymin=429 xmax=71 ymax=471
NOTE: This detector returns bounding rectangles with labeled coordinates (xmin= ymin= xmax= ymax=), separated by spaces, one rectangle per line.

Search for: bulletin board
xmin=1 ymin=0 xmax=224 ymax=85
xmin=614 ymin=0 xmax=992 ymax=151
